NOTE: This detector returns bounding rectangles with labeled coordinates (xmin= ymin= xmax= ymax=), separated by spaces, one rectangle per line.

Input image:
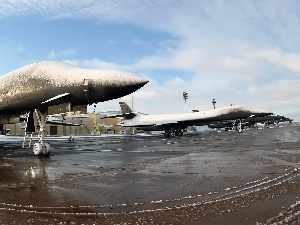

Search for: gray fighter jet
xmin=208 ymin=114 xmax=292 ymax=130
xmin=114 ymin=102 xmax=273 ymax=137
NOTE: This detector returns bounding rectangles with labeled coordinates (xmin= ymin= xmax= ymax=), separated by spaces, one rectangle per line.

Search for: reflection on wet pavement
xmin=0 ymin=123 xmax=299 ymax=224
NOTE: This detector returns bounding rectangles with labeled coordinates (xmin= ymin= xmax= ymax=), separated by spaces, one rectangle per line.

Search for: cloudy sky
xmin=0 ymin=0 xmax=299 ymax=119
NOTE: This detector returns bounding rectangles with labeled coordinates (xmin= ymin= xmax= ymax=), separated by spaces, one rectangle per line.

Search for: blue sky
xmin=0 ymin=0 xmax=299 ymax=119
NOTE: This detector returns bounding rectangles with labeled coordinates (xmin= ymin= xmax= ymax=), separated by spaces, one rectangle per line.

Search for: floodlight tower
xmin=183 ymin=92 xmax=188 ymax=113
xmin=212 ymin=98 xmax=216 ymax=109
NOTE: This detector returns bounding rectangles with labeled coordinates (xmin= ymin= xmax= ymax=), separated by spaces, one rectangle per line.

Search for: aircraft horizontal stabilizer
xmin=46 ymin=120 xmax=82 ymax=126
xmin=103 ymin=112 xmax=137 ymax=120
xmin=41 ymin=93 xmax=70 ymax=104
xmin=45 ymin=114 xmax=86 ymax=126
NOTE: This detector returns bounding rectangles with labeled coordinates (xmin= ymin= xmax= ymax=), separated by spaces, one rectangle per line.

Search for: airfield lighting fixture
xmin=212 ymin=98 xmax=216 ymax=109
xmin=183 ymin=92 xmax=188 ymax=113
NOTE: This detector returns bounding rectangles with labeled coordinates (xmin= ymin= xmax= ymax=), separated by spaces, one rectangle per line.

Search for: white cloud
xmin=1 ymin=1 xmax=297 ymax=41
xmin=47 ymin=49 xmax=77 ymax=59
xmin=222 ymin=57 xmax=258 ymax=72
xmin=1 ymin=0 xmax=300 ymax=117
xmin=247 ymin=80 xmax=300 ymax=114
xmin=47 ymin=50 xmax=55 ymax=59
xmin=248 ymin=49 xmax=300 ymax=72
xmin=166 ymin=77 xmax=185 ymax=87
xmin=248 ymin=80 xmax=300 ymax=99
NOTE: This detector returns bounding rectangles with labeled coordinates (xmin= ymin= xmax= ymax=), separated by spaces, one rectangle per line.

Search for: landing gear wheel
xmin=42 ymin=143 xmax=51 ymax=156
xmin=175 ymin=130 xmax=183 ymax=136
xmin=33 ymin=143 xmax=43 ymax=156
xmin=164 ymin=131 xmax=171 ymax=138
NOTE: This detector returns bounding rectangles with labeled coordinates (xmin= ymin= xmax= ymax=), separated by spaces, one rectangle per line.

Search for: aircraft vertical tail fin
xmin=119 ymin=102 xmax=134 ymax=114
xmin=119 ymin=102 xmax=137 ymax=119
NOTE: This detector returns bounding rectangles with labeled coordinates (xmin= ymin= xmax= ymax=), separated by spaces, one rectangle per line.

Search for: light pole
xmin=131 ymin=93 xmax=134 ymax=134
xmin=183 ymin=92 xmax=188 ymax=113
xmin=132 ymin=93 xmax=133 ymax=109
xmin=212 ymin=98 xmax=216 ymax=109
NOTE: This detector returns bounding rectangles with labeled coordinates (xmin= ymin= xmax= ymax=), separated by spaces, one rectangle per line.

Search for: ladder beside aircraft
xmin=22 ymin=111 xmax=33 ymax=149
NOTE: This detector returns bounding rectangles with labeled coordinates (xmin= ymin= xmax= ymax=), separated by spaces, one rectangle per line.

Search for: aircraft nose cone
xmin=100 ymin=72 xmax=148 ymax=100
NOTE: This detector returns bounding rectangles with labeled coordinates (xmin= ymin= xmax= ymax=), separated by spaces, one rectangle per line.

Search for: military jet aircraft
xmin=0 ymin=61 xmax=148 ymax=155
xmin=113 ymin=102 xmax=273 ymax=137
xmin=208 ymin=114 xmax=292 ymax=131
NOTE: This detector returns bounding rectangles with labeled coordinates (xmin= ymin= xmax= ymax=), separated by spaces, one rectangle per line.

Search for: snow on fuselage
xmin=0 ymin=61 xmax=148 ymax=113
xmin=127 ymin=105 xmax=272 ymax=127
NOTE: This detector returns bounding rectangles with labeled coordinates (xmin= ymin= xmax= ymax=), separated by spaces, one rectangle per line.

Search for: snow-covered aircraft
xmin=0 ymin=61 xmax=148 ymax=155
xmin=208 ymin=114 xmax=292 ymax=130
xmin=114 ymin=102 xmax=273 ymax=136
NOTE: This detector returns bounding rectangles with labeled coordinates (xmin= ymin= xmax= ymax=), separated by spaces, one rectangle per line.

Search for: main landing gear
xmin=164 ymin=129 xmax=184 ymax=137
xmin=229 ymin=120 xmax=243 ymax=133
xmin=237 ymin=120 xmax=243 ymax=133
xmin=22 ymin=109 xmax=51 ymax=156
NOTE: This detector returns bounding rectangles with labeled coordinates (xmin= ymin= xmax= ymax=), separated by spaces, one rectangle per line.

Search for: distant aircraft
xmin=0 ymin=61 xmax=148 ymax=155
xmin=208 ymin=114 xmax=292 ymax=130
xmin=114 ymin=102 xmax=273 ymax=137
xmin=45 ymin=113 xmax=90 ymax=126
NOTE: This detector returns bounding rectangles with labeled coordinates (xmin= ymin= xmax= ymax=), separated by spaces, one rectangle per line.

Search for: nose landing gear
xmin=22 ymin=109 xmax=51 ymax=156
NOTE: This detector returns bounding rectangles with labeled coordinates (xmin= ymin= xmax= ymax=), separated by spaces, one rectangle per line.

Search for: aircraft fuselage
xmin=129 ymin=105 xmax=273 ymax=132
xmin=0 ymin=61 xmax=148 ymax=114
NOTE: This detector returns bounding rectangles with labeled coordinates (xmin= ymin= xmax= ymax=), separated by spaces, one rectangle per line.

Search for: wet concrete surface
xmin=0 ymin=123 xmax=299 ymax=224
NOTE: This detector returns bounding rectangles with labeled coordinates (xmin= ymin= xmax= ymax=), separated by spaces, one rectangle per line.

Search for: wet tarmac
xmin=0 ymin=123 xmax=299 ymax=224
